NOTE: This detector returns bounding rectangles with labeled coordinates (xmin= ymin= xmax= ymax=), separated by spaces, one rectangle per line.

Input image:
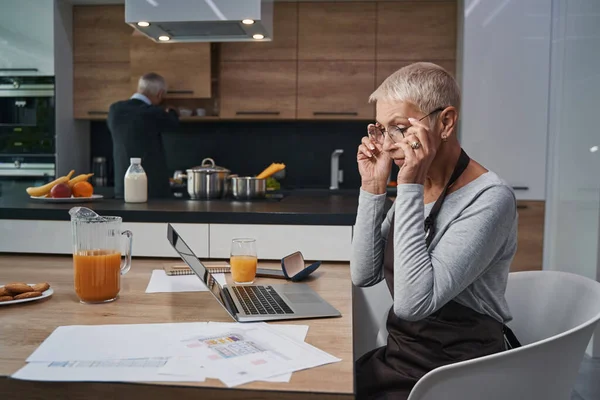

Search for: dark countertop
xmin=0 ymin=190 xmax=362 ymax=226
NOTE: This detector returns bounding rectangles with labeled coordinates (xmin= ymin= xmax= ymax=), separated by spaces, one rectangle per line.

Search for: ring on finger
xmin=410 ymin=141 xmax=421 ymax=150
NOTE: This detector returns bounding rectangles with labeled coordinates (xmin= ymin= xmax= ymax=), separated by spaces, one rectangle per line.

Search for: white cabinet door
xmin=459 ymin=0 xmax=551 ymax=200
xmin=0 ymin=220 xmax=209 ymax=258
xmin=0 ymin=220 xmax=71 ymax=254
xmin=209 ymin=224 xmax=353 ymax=262
xmin=0 ymin=0 xmax=54 ymax=76
xmin=123 ymin=223 xmax=209 ymax=258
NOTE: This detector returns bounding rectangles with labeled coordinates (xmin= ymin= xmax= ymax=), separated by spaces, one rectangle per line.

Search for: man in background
xmin=108 ymin=72 xmax=179 ymax=199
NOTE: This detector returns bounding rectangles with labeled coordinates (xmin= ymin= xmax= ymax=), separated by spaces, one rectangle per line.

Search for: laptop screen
xmin=166 ymin=224 xmax=230 ymax=314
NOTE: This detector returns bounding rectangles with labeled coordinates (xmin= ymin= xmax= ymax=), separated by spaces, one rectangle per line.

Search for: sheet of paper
xmin=261 ymin=324 xmax=309 ymax=382
xmin=145 ymin=269 xmax=208 ymax=293
xmin=207 ymin=323 xmax=309 ymax=383
xmin=26 ymin=323 xmax=209 ymax=362
xmin=159 ymin=322 xmax=339 ymax=387
xmin=12 ymin=358 xmax=205 ymax=383
xmin=157 ymin=323 xmax=309 ymax=383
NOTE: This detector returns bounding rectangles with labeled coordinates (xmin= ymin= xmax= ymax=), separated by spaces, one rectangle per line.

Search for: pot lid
xmin=187 ymin=158 xmax=230 ymax=173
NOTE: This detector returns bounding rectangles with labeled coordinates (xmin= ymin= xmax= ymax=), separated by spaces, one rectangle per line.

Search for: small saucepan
xmin=229 ymin=176 xmax=266 ymax=200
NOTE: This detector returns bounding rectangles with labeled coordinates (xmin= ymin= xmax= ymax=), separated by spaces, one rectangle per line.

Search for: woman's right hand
xmin=357 ymin=125 xmax=392 ymax=194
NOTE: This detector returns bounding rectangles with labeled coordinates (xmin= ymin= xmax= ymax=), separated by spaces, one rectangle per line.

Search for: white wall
xmin=54 ymin=0 xmax=91 ymax=177
xmin=544 ymin=0 xmax=600 ymax=356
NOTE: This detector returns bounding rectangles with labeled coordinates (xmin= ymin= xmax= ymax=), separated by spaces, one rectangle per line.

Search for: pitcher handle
xmin=121 ymin=230 xmax=133 ymax=275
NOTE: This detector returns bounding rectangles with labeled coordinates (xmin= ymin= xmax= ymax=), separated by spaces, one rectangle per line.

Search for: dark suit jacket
xmin=107 ymin=98 xmax=179 ymax=199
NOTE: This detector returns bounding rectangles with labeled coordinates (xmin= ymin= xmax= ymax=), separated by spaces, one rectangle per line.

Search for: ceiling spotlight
xmin=158 ymin=35 xmax=170 ymax=41
xmin=242 ymin=19 xmax=255 ymax=25
xmin=137 ymin=21 xmax=150 ymax=27
xmin=253 ymin=34 xmax=264 ymax=40
xmin=590 ymin=145 xmax=599 ymax=153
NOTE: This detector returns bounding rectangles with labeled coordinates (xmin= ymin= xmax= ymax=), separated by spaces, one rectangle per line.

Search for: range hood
xmin=125 ymin=0 xmax=273 ymax=43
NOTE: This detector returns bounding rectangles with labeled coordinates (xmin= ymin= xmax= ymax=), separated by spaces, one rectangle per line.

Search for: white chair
xmin=403 ymin=271 xmax=600 ymax=400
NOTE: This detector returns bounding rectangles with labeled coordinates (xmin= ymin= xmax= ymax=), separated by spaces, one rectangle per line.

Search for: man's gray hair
xmin=137 ymin=72 xmax=167 ymax=96
xmin=369 ymin=62 xmax=460 ymax=114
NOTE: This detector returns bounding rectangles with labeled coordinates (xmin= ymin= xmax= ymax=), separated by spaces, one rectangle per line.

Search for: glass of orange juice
xmin=230 ymin=238 xmax=257 ymax=284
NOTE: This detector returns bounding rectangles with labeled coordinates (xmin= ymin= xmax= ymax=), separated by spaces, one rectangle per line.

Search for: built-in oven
xmin=0 ymin=155 xmax=55 ymax=197
xmin=0 ymin=76 xmax=55 ymax=197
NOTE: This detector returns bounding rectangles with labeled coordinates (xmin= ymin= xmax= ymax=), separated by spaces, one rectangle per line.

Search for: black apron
xmin=355 ymin=150 xmax=508 ymax=400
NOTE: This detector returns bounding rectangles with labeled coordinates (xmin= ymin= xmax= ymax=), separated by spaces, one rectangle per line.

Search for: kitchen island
xmin=0 ymin=254 xmax=354 ymax=400
xmin=0 ymin=190 xmax=368 ymax=261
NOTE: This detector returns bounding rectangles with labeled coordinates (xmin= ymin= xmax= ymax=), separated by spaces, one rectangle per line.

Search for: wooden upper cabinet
xmin=73 ymin=5 xmax=132 ymax=63
xmin=221 ymin=3 xmax=298 ymax=61
xmin=377 ymin=2 xmax=457 ymax=61
xmin=298 ymin=3 xmax=376 ymax=61
xmin=297 ymin=61 xmax=375 ymax=119
xmin=74 ymin=63 xmax=131 ymax=118
xmin=376 ymin=60 xmax=457 ymax=87
xmin=220 ymin=61 xmax=297 ymax=119
xmin=73 ymin=5 xmax=132 ymax=118
xmin=130 ymin=33 xmax=211 ymax=98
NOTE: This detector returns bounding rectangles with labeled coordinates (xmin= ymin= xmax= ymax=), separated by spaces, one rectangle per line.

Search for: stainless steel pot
xmin=186 ymin=158 xmax=230 ymax=200
xmin=230 ymin=177 xmax=266 ymax=200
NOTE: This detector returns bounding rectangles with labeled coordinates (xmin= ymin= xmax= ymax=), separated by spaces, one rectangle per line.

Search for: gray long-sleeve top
xmin=350 ymin=171 xmax=517 ymax=323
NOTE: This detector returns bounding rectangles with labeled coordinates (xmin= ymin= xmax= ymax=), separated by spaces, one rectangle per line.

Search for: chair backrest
xmin=406 ymin=271 xmax=600 ymax=400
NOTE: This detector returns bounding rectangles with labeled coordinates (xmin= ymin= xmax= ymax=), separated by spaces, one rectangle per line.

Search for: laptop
xmin=167 ymin=223 xmax=341 ymax=322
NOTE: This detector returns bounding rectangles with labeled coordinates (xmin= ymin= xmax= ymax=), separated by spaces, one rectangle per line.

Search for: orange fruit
xmin=72 ymin=181 xmax=94 ymax=198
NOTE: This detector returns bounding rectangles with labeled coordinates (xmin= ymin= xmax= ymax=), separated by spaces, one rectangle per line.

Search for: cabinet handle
xmin=0 ymin=68 xmax=39 ymax=72
xmin=87 ymin=111 xmax=109 ymax=115
xmin=512 ymin=186 xmax=529 ymax=191
xmin=236 ymin=111 xmax=281 ymax=116
xmin=313 ymin=111 xmax=359 ymax=116
xmin=168 ymin=90 xmax=194 ymax=94
xmin=517 ymin=205 xmax=529 ymax=210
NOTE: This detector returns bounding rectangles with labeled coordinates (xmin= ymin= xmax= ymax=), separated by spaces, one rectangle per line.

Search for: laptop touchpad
xmin=285 ymin=293 xmax=321 ymax=304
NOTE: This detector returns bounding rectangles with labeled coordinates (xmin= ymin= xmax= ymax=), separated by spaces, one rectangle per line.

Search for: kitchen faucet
xmin=330 ymin=149 xmax=344 ymax=190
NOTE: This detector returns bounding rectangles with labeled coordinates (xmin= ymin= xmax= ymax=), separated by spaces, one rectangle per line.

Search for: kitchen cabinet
xmin=73 ymin=63 xmax=131 ymax=119
xmin=298 ymin=2 xmax=376 ymax=61
xmin=0 ymin=220 xmax=209 ymax=258
xmin=221 ymin=2 xmax=298 ymax=61
xmin=73 ymin=5 xmax=132 ymax=64
xmin=220 ymin=61 xmax=297 ymax=119
xmin=459 ymin=0 xmax=550 ymax=200
xmin=376 ymin=60 xmax=457 ymax=88
xmin=0 ymin=0 xmax=54 ymax=76
xmin=297 ymin=61 xmax=375 ymax=119
xmin=209 ymin=224 xmax=353 ymax=262
xmin=130 ymin=33 xmax=212 ymax=99
xmin=376 ymin=2 xmax=457 ymax=61
xmin=73 ymin=5 xmax=133 ymax=118
xmin=511 ymin=201 xmax=545 ymax=272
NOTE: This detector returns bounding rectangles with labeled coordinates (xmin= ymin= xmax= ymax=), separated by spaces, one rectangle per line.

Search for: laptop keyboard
xmin=232 ymin=286 xmax=294 ymax=315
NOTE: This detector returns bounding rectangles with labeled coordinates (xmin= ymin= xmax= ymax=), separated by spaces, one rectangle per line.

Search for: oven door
xmin=0 ymin=77 xmax=55 ymax=129
xmin=0 ymin=159 xmax=55 ymax=198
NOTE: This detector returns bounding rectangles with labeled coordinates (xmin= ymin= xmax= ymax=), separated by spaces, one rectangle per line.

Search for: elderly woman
xmin=351 ymin=62 xmax=519 ymax=399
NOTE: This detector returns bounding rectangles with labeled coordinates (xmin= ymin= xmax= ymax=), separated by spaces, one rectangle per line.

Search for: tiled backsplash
xmin=91 ymin=120 xmax=397 ymax=189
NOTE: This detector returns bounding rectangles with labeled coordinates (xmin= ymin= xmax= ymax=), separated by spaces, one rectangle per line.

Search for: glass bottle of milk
xmin=124 ymin=158 xmax=148 ymax=203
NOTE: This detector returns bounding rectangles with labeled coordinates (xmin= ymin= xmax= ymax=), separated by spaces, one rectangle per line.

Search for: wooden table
xmin=0 ymin=255 xmax=354 ymax=399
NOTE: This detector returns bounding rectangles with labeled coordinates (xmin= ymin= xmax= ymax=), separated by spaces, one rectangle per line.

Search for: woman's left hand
xmin=395 ymin=118 xmax=438 ymax=185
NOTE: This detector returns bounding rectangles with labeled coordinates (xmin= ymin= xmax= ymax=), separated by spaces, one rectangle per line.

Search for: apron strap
xmin=503 ymin=325 xmax=522 ymax=349
xmin=424 ymin=148 xmax=470 ymax=247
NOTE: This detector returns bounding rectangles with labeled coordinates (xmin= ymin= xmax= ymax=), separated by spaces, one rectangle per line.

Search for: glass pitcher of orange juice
xmin=69 ymin=207 xmax=133 ymax=304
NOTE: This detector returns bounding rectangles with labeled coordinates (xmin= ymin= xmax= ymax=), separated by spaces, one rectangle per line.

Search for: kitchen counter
xmin=0 ymin=190 xmax=361 ymax=226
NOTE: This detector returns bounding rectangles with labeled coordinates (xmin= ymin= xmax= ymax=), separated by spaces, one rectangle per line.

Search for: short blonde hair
xmin=369 ymin=62 xmax=460 ymax=114
xmin=137 ymin=72 xmax=167 ymax=96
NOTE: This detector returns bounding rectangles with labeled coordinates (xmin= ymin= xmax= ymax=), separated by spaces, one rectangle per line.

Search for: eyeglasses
xmin=368 ymin=107 xmax=445 ymax=144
